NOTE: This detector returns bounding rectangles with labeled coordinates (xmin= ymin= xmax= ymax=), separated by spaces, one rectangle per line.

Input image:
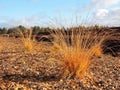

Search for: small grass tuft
xmin=94 ymin=46 xmax=103 ymax=57
xmin=0 ymin=41 xmax=3 ymax=51
xmin=18 ymin=29 xmax=34 ymax=53
xmin=0 ymin=45 xmax=2 ymax=50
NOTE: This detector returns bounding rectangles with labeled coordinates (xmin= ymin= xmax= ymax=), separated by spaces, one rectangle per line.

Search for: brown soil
xmin=0 ymin=36 xmax=120 ymax=90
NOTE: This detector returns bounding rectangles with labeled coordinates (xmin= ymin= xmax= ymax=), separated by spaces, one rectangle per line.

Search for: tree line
xmin=0 ymin=25 xmax=107 ymax=36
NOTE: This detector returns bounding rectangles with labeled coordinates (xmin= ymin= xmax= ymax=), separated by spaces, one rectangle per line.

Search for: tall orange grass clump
xmin=51 ymin=27 xmax=108 ymax=79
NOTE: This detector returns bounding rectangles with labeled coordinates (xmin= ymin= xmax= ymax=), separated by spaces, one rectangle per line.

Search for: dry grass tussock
xmin=0 ymin=44 xmax=2 ymax=50
xmin=0 ymin=40 xmax=3 ymax=51
xmin=18 ymin=29 xmax=35 ymax=53
xmin=51 ymin=27 xmax=111 ymax=79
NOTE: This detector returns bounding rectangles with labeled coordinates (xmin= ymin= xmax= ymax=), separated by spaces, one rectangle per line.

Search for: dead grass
xmin=94 ymin=46 xmax=103 ymax=57
xmin=0 ymin=45 xmax=2 ymax=50
xmin=18 ymin=29 xmax=35 ymax=53
xmin=0 ymin=40 xmax=3 ymax=51
xmin=51 ymin=27 xmax=109 ymax=79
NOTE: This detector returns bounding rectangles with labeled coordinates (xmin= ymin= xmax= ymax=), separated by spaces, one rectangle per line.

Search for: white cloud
xmin=95 ymin=9 xmax=109 ymax=18
xmin=83 ymin=0 xmax=120 ymax=26
xmin=94 ymin=8 xmax=120 ymax=26
xmin=83 ymin=0 xmax=120 ymax=12
xmin=91 ymin=0 xmax=120 ymax=8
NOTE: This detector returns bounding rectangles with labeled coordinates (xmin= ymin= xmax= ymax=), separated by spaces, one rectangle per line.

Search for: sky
xmin=0 ymin=0 xmax=120 ymax=28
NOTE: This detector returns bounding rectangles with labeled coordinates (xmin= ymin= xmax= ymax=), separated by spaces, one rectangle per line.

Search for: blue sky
xmin=0 ymin=0 xmax=120 ymax=27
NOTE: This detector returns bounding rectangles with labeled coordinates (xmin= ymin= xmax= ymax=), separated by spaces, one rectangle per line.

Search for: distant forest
xmin=0 ymin=25 xmax=109 ymax=36
xmin=0 ymin=25 xmax=120 ymax=37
